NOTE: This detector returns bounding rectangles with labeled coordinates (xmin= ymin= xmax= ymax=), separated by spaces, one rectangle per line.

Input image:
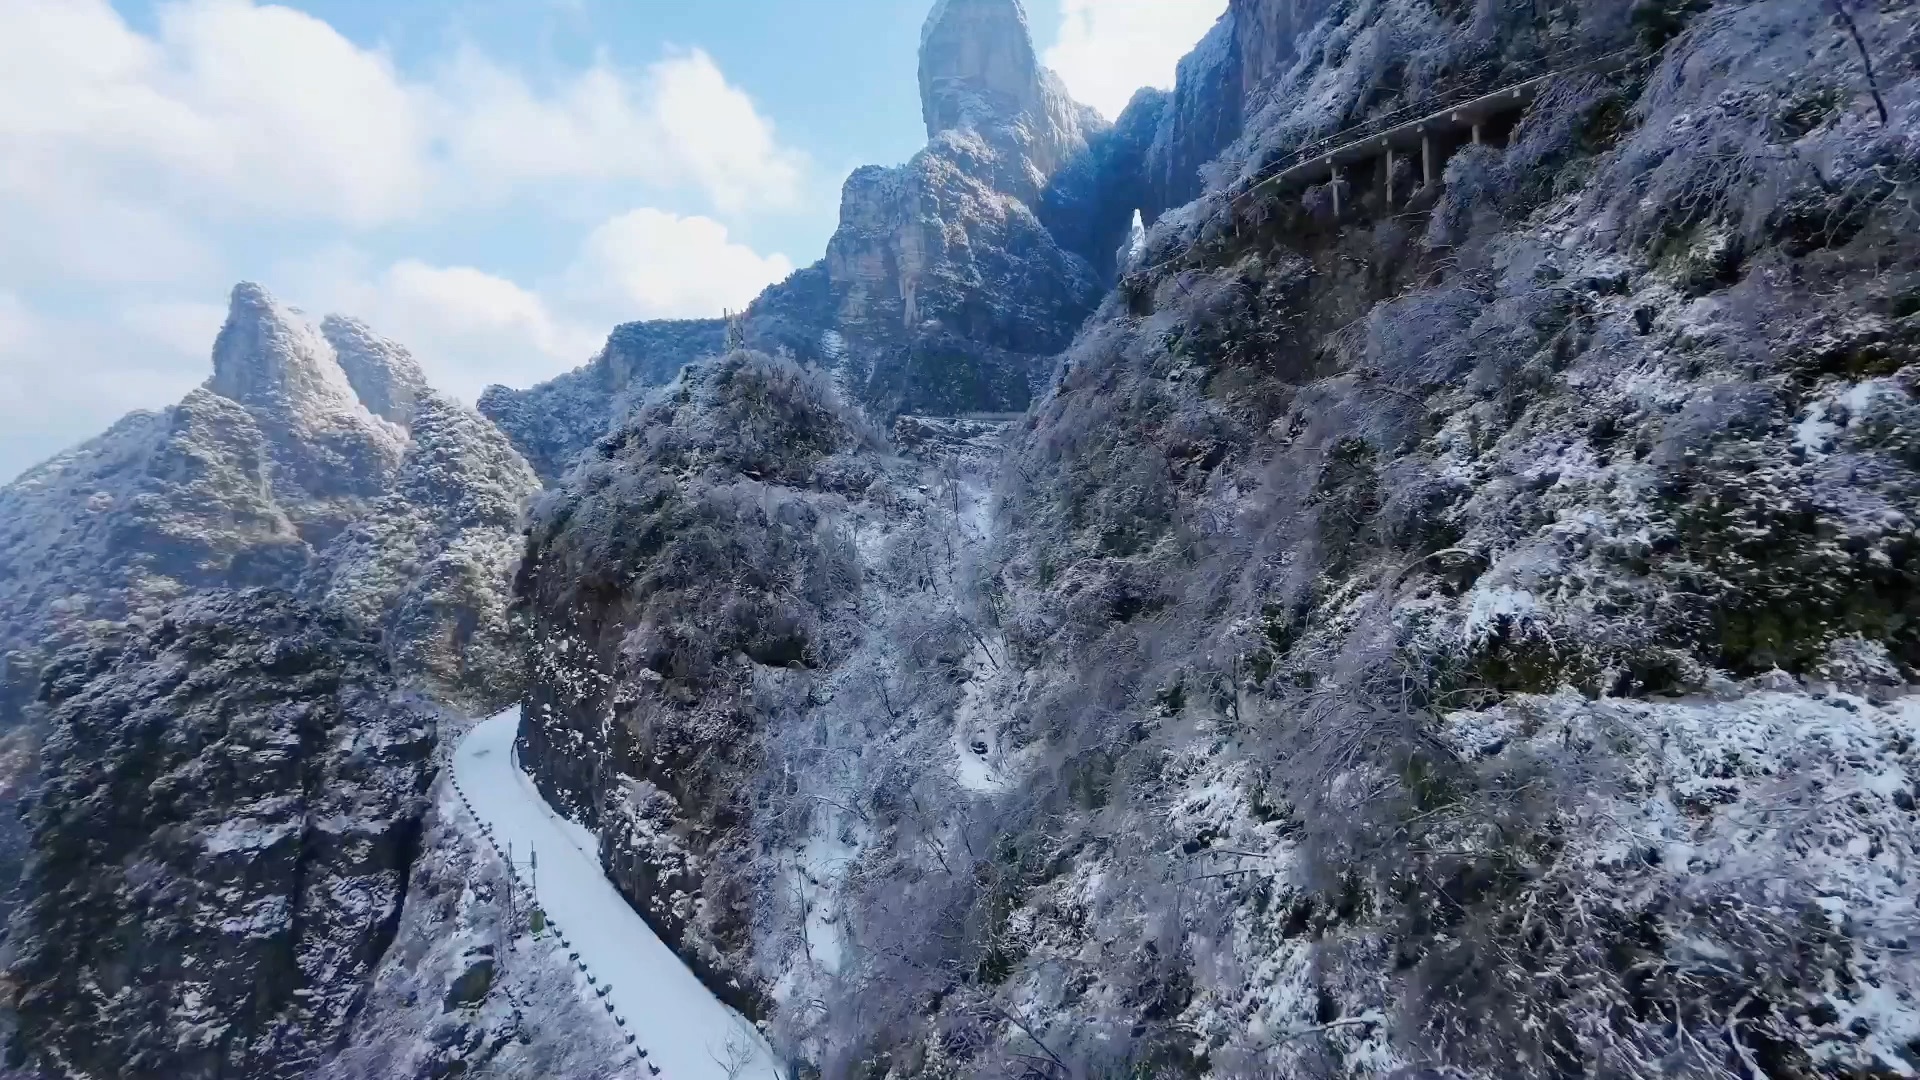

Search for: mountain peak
xmin=918 ymin=0 xmax=1044 ymax=139
xmin=917 ymin=0 xmax=1099 ymax=188
xmin=208 ymin=282 xmax=367 ymax=423
xmin=322 ymin=315 xmax=431 ymax=428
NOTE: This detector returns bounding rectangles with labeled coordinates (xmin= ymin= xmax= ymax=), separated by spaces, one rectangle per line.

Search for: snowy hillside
xmin=7 ymin=0 xmax=1920 ymax=1077
xmin=499 ymin=0 xmax=1920 ymax=1076
xmin=452 ymin=709 xmax=780 ymax=1080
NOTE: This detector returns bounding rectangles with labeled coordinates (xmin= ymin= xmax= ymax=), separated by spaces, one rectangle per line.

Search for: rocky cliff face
xmin=0 ymin=283 xmax=537 ymax=722
xmin=755 ymin=0 xmax=1115 ymax=422
xmin=204 ymin=284 xmax=409 ymax=547
xmin=508 ymin=344 xmax=1030 ymax=1042
xmin=0 ymin=285 xmax=538 ymax=1074
xmin=8 ymin=0 xmax=1920 ymax=1076
xmin=302 ymin=391 xmax=538 ymax=713
xmin=477 ymin=318 xmax=728 ymax=485
xmin=506 ymin=0 xmax=1920 ymax=1076
xmin=323 ymin=315 xmax=434 ymax=430
xmin=482 ymin=0 xmax=1124 ymax=484
xmin=511 ymin=351 xmax=892 ymax=1021
xmin=1133 ymin=0 xmax=1354 ymax=225
xmin=919 ymin=0 xmax=1098 ymax=191
xmin=5 ymin=590 xmax=435 ymax=1080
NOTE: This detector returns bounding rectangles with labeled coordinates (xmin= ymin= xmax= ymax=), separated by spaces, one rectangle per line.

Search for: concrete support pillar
xmin=1472 ymin=121 xmax=1484 ymax=146
xmin=1385 ymin=146 xmax=1395 ymax=208
xmin=1330 ymin=165 xmax=1341 ymax=216
xmin=1422 ymin=132 xmax=1434 ymax=187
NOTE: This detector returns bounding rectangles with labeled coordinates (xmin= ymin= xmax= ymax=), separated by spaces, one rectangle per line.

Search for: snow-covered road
xmin=453 ymin=708 xmax=781 ymax=1080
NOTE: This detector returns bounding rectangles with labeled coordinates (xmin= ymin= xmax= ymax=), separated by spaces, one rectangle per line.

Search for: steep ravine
xmin=511 ymin=354 xmax=1013 ymax=1029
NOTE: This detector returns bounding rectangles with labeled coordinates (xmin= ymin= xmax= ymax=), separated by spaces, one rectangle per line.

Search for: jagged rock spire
xmin=207 ymin=282 xmax=367 ymax=423
xmin=918 ymin=0 xmax=1098 ymax=183
xmin=918 ymin=0 xmax=1045 ymax=138
xmin=322 ymin=314 xmax=431 ymax=428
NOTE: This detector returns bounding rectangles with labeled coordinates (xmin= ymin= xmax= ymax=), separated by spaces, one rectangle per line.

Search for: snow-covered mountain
xmin=0 ymin=282 xmax=537 ymax=716
xmin=0 ymin=284 xmax=538 ymax=1076
xmin=504 ymin=0 xmax=1920 ymax=1075
xmin=478 ymin=0 xmax=1115 ymax=484
xmin=8 ymin=0 xmax=1920 ymax=1077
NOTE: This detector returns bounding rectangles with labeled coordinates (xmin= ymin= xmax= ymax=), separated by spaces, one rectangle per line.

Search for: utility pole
xmin=529 ymin=849 xmax=544 ymax=938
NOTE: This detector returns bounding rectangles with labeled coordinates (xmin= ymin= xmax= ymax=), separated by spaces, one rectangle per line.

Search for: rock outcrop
xmin=511 ymin=348 xmax=1026 ymax=1061
xmin=0 ymin=283 xmax=537 ymax=721
xmin=477 ymin=318 xmax=727 ymax=484
xmin=302 ymin=391 xmax=539 ymax=711
xmin=5 ymin=590 xmax=435 ymax=1080
xmin=205 ymin=285 xmax=408 ymax=546
xmin=1038 ymin=86 xmax=1170 ymax=286
xmin=1141 ymin=11 xmax=1246 ymax=223
xmin=754 ymin=0 xmax=1115 ymax=422
xmin=511 ymin=351 xmax=890 ymax=1021
xmin=9 ymin=0 xmax=1920 ymax=1077
xmin=482 ymin=0 xmax=1125 ymax=482
xmin=919 ymin=0 xmax=1098 ymax=190
xmin=322 ymin=315 xmax=433 ymax=430
xmin=0 ymin=284 xmax=537 ymax=986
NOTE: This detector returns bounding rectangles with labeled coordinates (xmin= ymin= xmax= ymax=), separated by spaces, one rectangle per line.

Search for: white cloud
xmin=569 ymin=209 xmax=796 ymax=320
xmin=0 ymin=0 xmax=805 ymax=231
xmin=0 ymin=293 xmax=210 ymax=412
xmin=373 ymin=261 xmax=605 ymax=398
xmin=0 ymin=195 xmax=221 ymax=289
xmin=0 ymin=292 xmax=37 ymax=355
xmin=0 ymin=0 xmax=429 ymax=226
xmin=437 ymin=48 xmax=806 ymax=214
xmin=278 ymin=249 xmax=600 ymax=405
xmin=1043 ymin=0 xmax=1229 ymax=121
xmin=0 ymin=0 xmax=815 ymax=480
xmin=643 ymin=51 xmax=807 ymax=214
xmin=117 ymin=300 xmax=228 ymax=362
xmin=278 ymin=208 xmax=791 ymax=406
xmin=0 ymin=291 xmax=213 ymax=481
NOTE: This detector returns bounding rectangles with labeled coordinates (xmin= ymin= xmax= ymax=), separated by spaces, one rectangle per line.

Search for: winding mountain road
xmin=453 ymin=708 xmax=781 ymax=1080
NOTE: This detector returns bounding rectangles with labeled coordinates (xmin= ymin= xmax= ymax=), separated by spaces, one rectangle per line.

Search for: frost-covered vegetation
xmin=479 ymin=318 xmax=728 ymax=485
xmin=6 ymin=591 xmax=436 ymax=1079
xmin=305 ymin=392 xmax=540 ymax=711
xmin=507 ymin=0 xmax=1920 ymax=1076
xmin=0 ymin=284 xmax=538 ymax=720
xmin=8 ymin=0 xmax=1920 ymax=1076
xmin=0 ymin=287 xmax=539 ymax=1076
xmin=333 ymin=766 xmax=638 ymax=1080
xmin=919 ymin=0 xmax=1920 ymax=1074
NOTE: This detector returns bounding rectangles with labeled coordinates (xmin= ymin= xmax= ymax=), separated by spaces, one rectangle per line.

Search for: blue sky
xmin=123 ymin=0 xmax=947 ymax=267
xmin=0 ymin=0 xmax=1226 ymax=482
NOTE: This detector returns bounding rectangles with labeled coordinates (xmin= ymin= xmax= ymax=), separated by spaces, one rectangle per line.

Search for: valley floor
xmin=452 ymin=709 xmax=781 ymax=1080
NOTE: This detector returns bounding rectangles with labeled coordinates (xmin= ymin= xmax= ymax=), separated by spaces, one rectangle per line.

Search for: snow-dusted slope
xmin=0 ymin=282 xmax=537 ymax=713
xmin=453 ymin=709 xmax=781 ymax=1080
xmin=0 ymin=284 xmax=540 ymax=1075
